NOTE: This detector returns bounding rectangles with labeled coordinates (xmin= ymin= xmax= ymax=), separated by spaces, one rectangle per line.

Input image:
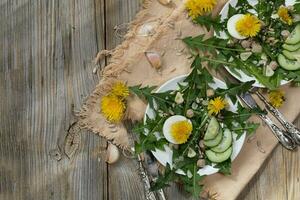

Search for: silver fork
xmin=253 ymin=90 xmax=300 ymax=145
xmin=225 ymin=72 xmax=299 ymax=148
xmin=136 ymin=153 xmax=158 ymax=200
xmin=239 ymin=92 xmax=297 ymax=150
xmin=129 ymin=126 xmax=166 ymax=200
xmin=144 ymin=152 xmax=167 ymax=200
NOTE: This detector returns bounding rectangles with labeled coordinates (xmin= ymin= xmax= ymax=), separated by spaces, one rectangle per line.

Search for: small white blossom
xmin=240 ymin=52 xmax=252 ymax=61
xmin=187 ymin=148 xmax=196 ymax=158
xmin=202 ymin=100 xmax=209 ymax=106
xmin=187 ymin=170 xmax=193 ymax=178
xmin=192 ymin=102 xmax=198 ymax=110
xmin=175 ymin=92 xmax=184 ymax=104
xmin=271 ymin=14 xmax=279 ymax=19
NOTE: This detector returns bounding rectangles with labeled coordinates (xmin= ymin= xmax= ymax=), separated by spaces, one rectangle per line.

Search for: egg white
xmin=163 ymin=115 xmax=192 ymax=144
xmin=227 ymin=14 xmax=247 ymax=40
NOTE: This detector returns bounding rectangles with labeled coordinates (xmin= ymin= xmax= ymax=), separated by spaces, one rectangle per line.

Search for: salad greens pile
xmin=189 ymin=0 xmax=300 ymax=89
xmin=130 ymin=56 xmax=262 ymax=197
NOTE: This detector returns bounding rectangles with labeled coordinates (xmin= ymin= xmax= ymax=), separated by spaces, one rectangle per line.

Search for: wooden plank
xmin=239 ymin=146 xmax=287 ymax=200
xmin=105 ymin=0 xmax=141 ymax=49
xmin=164 ymin=183 xmax=197 ymax=200
xmin=0 ymin=0 xmax=107 ymax=199
xmin=104 ymin=0 xmax=146 ymax=200
xmin=239 ymin=117 xmax=300 ymax=200
xmin=284 ymin=118 xmax=300 ymax=200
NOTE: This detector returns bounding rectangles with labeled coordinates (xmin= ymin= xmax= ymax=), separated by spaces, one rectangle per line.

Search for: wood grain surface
xmin=0 ymin=0 xmax=299 ymax=200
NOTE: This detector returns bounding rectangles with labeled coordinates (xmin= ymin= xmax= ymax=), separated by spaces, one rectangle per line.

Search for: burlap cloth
xmin=78 ymin=0 xmax=300 ymax=199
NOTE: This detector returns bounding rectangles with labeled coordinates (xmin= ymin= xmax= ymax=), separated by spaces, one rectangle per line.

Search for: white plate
xmin=144 ymin=75 xmax=246 ymax=176
xmin=218 ymin=0 xmax=295 ymax=88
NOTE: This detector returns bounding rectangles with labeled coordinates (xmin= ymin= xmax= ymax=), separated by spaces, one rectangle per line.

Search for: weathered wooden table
xmin=1 ymin=1 xmax=300 ymax=199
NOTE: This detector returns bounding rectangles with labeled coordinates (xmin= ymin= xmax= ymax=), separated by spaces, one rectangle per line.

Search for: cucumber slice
xmin=205 ymin=146 xmax=233 ymax=163
xmin=278 ymin=54 xmax=300 ymax=71
xmin=286 ymin=24 xmax=300 ymax=44
xmin=210 ymin=129 xmax=233 ymax=153
xmin=263 ymin=65 xmax=274 ymax=77
xmin=204 ymin=129 xmax=223 ymax=147
xmin=282 ymin=49 xmax=300 ymax=61
xmin=204 ymin=117 xmax=220 ymax=140
xmin=282 ymin=42 xmax=300 ymax=51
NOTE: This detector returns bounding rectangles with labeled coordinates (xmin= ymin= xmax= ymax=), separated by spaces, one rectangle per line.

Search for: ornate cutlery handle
xmin=259 ymin=113 xmax=297 ymax=150
xmin=156 ymin=189 xmax=166 ymax=200
xmin=144 ymin=152 xmax=167 ymax=200
xmin=255 ymin=91 xmax=300 ymax=145
xmin=137 ymin=154 xmax=158 ymax=200
xmin=151 ymin=177 xmax=166 ymax=200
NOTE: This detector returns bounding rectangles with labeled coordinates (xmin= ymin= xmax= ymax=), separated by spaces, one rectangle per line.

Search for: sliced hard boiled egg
xmin=163 ymin=115 xmax=193 ymax=144
xmin=227 ymin=14 xmax=247 ymax=40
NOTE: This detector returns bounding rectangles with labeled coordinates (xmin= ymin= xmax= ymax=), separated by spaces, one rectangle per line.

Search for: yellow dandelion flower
xmin=278 ymin=6 xmax=293 ymax=25
xmin=268 ymin=90 xmax=285 ymax=108
xmin=185 ymin=0 xmax=217 ymax=19
xmin=208 ymin=96 xmax=227 ymax=115
xmin=236 ymin=14 xmax=262 ymax=37
xmin=111 ymin=82 xmax=129 ymax=99
xmin=101 ymin=95 xmax=125 ymax=123
xmin=171 ymin=121 xmax=193 ymax=144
